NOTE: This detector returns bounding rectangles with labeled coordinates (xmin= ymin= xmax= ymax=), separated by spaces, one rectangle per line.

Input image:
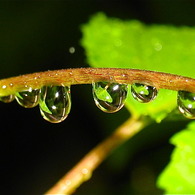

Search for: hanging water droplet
xmin=92 ymin=82 xmax=128 ymax=113
xmin=0 ymin=94 xmax=15 ymax=103
xmin=39 ymin=85 xmax=71 ymax=123
xmin=177 ymin=91 xmax=195 ymax=119
xmin=15 ymin=88 xmax=40 ymax=108
xmin=131 ymin=83 xmax=158 ymax=103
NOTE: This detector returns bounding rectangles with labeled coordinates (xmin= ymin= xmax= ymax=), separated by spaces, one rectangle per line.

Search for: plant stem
xmin=45 ymin=116 xmax=147 ymax=195
xmin=0 ymin=68 xmax=195 ymax=96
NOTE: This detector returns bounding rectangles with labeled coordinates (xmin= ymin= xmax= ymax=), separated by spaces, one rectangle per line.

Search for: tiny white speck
xmin=2 ymin=85 xmax=7 ymax=89
xmin=113 ymin=85 xmax=119 ymax=91
xmin=188 ymin=104 xmax=193 ymax=109
xmin=69 ymin=47 xmax=75 ymax=54
xmin=82 ymin=168 xmax=89 ymax=175
xmin=28 ymin=87 xmax=33 ymax=92
xmin=52 ymin=105 xmax=57 ymax=110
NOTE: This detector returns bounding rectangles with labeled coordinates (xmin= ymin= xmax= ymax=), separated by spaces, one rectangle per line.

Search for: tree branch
xmin=45 ymin=116 xmax=147 ymax=195
xmin=0 ymin=68 xmax=195 ymax=96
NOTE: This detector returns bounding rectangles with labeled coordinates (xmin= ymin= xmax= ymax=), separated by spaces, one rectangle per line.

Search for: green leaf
xmin=39 ymin=98 xmax=52 ymax=114
xmin=157 ymin=121 xmax=195 ymax=194
xmin=81 ymin=13 xmax=195 ymax=121
xmin=94 ymin=84 xmax=113 ymax=103
xmin=15 ymin=92 xmax=24 ymax=100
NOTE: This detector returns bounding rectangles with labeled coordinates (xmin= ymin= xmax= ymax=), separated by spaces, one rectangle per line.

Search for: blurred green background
xmin=0 ymin=0 xmax=194 ymax=194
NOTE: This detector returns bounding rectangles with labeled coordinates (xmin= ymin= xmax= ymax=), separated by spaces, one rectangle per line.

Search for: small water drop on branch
xmin=0 ymin=95 xmax=15 ymax=103
xmin=69 ymin=47 xmax=75 ymax=54
xmin=131 ymin=83 xmax=158 ymax=103
xmin=39 ymin=85 xmax=71 ymax=123
xmin=15 ymin=88 xmax=40 ymax=108
xmin=177 ymin=91 xmax=195 ymax=119
xmin=92 ymin=82 xmax=128 ymax=113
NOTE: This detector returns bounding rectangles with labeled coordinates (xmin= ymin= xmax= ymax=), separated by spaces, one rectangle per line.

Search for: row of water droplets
xmin=92 ymin=82 xmax=195 ymax=119
xmin=0 ymin=86 xmax=71 ymax=123
xmin=0 ymin=82 xmax=195 ymax=122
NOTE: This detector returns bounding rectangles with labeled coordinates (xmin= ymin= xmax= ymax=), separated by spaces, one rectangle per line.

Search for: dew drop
xmin=39 ymin=85 xmax=71 ymax=123
xmin=92 ymin=82 xmax=128 ymax=113
xmin=2 ymin=85 xmax=7 ymax=89
xmin=0 ymin=95 xmax=15 ymax=103
xmin=82 ymin=168 xmax=92 ymax=181
xmin=177 ymin=91 xmax=195 ymax=119
xmin=15 ymin=88 xmax=40 ymax=108
xmin=131 ymin=83 xmax=158 ymax=103
xmin=69 ymin=46 xmax=75 ymax=54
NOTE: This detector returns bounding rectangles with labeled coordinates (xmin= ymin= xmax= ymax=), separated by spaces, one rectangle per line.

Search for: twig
xmin=45 ymin=116 xmax=147 ymax=195
xmin=0 ymin=68 xmax=195 ymax=96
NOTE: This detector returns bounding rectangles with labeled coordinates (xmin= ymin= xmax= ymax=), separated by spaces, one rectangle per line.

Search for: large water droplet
xmin=15 ymin=88 xmax=40 ymax=108
xmin=177 ymin=91 xmax=195 ymax=119
xmin=131 ymin=83 xmax=158 ymax=103
xmin=92 ymin=82 xmax=128 ymax=113
xmin=39 ymin=86 xmax=71 ymax=123
xmin=0 ymin=95 xmax=15 ymax=103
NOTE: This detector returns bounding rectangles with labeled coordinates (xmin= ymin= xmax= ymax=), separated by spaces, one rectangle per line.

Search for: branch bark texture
xmin=45 ymin=116 xmax=146 ymax=195
xmin=0 ymin=68 xmax=195 ymax=96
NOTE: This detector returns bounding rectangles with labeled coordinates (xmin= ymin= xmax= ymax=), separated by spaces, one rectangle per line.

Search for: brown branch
xmin=0 ymin=68 xmax=195 ymax=96
xmin=45 ymin=116 xmax=146 ymax=195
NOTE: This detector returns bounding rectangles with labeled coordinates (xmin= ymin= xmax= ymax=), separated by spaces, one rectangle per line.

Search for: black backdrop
xmin=0 ymin=1 xmax=194 ymax=194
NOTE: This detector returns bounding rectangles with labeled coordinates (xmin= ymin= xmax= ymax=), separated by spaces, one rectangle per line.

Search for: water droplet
xmin=0 ymin=95 xmax=15 ymax=103
xmin=154 ymin=42 xmax=162 ymax=51
xmin=39 ymin=85 xmax=71 ymax=123
xmin=69 ymin=46 xmax=75 ymax=54
xmin=92 ymin=82 xmax=128 ymax=113
xmin=177 ymin=91 xmax=195 ymax=119
xmin=82 ymin=168 xmax=92 ymax=181
xmin=131 ymin=83 xmax=158 ymax=103
xmin=2 ymin=85 xmax=7 ymax=89
xmin=15 ymin=88 xmax=40 ymax=108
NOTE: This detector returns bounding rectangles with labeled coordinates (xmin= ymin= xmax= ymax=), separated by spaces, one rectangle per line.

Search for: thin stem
xmin=45 ymin=116 xmax=147 ymax=195
xmin=0 ymin=68 xmax=195 ymax=96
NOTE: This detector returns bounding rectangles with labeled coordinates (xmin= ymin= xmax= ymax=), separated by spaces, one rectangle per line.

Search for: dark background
xmin=0 ymin=0 xmax=194 ymax=194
